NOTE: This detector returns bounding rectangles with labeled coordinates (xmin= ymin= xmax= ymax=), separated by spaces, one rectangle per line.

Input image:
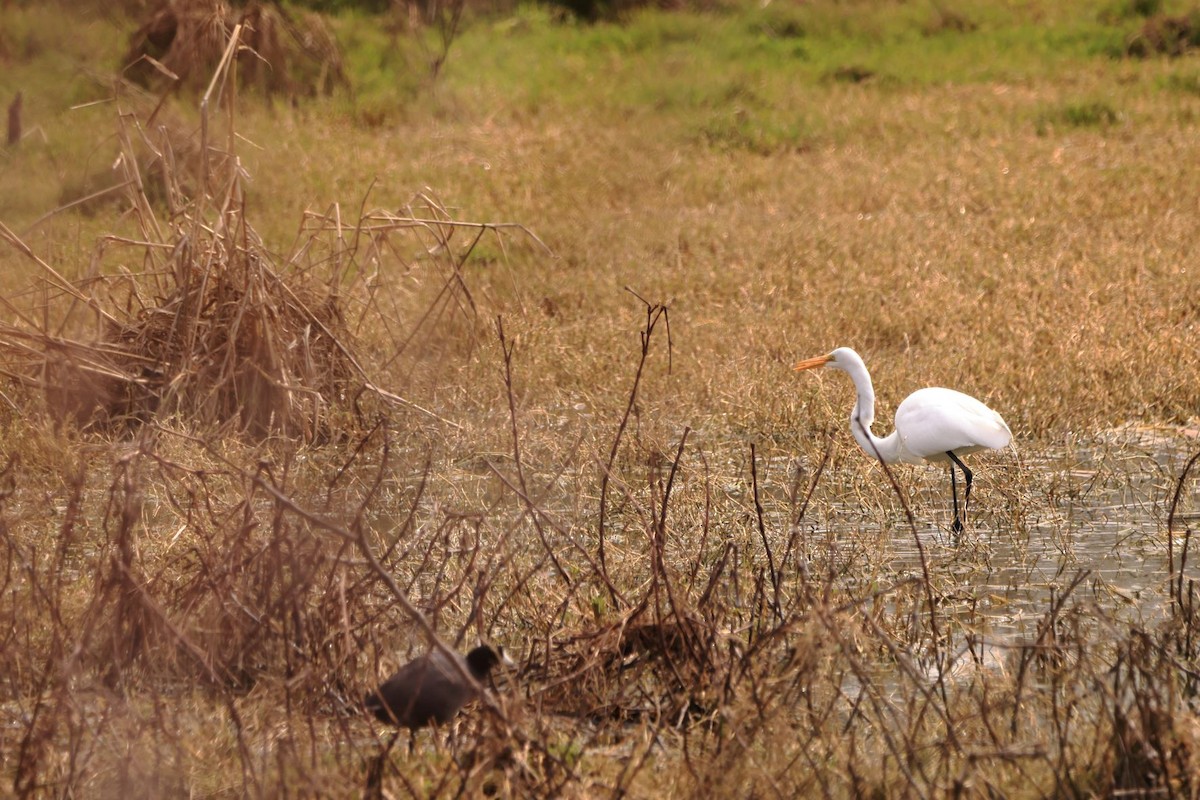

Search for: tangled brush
xmin=0 ymin=27 xmax=540 ymax=441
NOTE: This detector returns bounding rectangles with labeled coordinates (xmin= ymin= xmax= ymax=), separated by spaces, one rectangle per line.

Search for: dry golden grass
xmin=2 ymin=4 xmax=1200 ymax=798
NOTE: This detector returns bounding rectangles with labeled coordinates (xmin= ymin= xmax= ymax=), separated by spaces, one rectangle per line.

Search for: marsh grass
xmin=2 ymin=1 xmax=1200 ymax=797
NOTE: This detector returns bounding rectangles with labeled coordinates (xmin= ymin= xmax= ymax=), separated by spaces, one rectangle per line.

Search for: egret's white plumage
xmin=795 ymin=347 xmax=1011 ymax=531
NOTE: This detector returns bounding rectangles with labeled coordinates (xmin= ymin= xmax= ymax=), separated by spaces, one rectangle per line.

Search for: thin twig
xmin=598 ymin=292 xmax=669 ymax=608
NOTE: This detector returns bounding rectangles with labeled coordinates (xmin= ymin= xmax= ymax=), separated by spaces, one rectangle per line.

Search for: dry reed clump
xmin=29 ymin=230 xmax=354 ymax=440
xmin=1127 ymin=10 xmax=1200 ymax=57
xmin=123 ymin=0 xmax=346 ymax=97
xmin=1 ymin=61 xmax=529 ymax=441
xmin=0 ymin=432 xmax=433 ymax=795
xmin=3 ymin=146 xmax=352 ymax=440
xmin=57 ymin=101 xmax=208 ymax=216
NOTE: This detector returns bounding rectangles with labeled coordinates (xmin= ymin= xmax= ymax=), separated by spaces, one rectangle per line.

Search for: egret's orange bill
xmin=794 ymin=354 xmax=833 ymax=372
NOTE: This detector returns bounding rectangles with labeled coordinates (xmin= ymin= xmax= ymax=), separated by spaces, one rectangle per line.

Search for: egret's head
xmin=795 ymin=347 xmax=860 ymax=374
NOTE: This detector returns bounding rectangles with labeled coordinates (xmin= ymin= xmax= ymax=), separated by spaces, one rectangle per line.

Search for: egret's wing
xmin=894 ymin=387 xmax=1011 ymax=461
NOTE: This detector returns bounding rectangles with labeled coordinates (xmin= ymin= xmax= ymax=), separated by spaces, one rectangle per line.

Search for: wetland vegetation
xmin=1 ymin=0 xmax=1199 ymax=796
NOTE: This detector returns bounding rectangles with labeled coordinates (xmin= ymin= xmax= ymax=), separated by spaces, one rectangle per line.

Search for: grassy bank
xmin=1 ymin=0 xmax=1200 ymax=796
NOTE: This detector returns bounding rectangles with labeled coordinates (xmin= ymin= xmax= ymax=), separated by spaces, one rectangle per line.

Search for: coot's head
xmin=465 ymin=644 xmax=511 ymax=679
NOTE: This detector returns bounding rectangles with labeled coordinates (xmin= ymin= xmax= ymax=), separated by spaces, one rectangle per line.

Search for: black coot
xmin=365 ymin=644 xmax=503 ymax=728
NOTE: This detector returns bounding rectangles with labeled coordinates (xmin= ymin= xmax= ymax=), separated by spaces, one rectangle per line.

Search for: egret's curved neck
xmin=840 ymin=357 xmax=902 ymax=464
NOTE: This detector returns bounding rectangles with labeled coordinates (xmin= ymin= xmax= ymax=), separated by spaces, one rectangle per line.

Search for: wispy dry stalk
xmin=597 ymin=291 xmax=670 ymax=606
xmin=855 ymin=416 xmax=950 ymax=698
xmin=1167 ymin=448 xmax=1199 ymax=612
xmin=749 ymin=442 xmax=781 ymax=622
xmin=495 ymin=316 xmax=572 ymax=589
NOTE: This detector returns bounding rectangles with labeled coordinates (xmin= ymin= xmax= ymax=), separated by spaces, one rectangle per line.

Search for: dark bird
xmin=365 ymin=644 xmax=505 ymax=729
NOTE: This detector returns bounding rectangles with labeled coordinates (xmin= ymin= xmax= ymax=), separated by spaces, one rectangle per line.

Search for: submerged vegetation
xmin=1 ymin=0 xmax=1199 ymax=796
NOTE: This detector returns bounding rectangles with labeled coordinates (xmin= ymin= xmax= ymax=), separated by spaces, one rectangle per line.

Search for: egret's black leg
xmin=946 ymin=451 xmax=973 ymax=534
xmin=947 ymin=457 xmax=962 ymax=534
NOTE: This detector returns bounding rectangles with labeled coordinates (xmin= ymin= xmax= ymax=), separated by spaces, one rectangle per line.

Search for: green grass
xmin=437 ymin=0 xmax=1150 ymax=116
xmin=0 ymin=5 xmax=129 ymax=224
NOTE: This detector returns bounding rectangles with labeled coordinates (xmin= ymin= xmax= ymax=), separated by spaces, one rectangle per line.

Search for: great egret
xmin=365 ymin=644 xmax=507 ymax=729
xmin=794 ymin=347 xmax=1011 ymax=533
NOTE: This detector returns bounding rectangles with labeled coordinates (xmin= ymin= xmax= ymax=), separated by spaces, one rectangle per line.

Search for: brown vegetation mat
xmin=3 ymin=314 xmax=1200 ymax=796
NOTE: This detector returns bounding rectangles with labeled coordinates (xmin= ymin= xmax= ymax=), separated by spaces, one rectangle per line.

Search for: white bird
xmin=794 ymin=347 xmax=1011 ymax=533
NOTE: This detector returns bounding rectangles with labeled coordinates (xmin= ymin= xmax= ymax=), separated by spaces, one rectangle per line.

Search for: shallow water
xmin=800 ymin=426 xmax=1200 ymax=649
